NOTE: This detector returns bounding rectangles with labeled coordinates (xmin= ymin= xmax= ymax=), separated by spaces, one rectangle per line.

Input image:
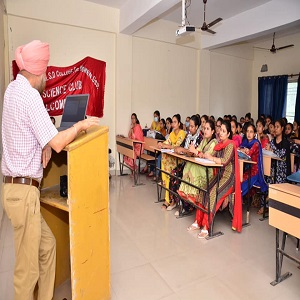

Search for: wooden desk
xmin=116 ymin=135 xmax=144 ymax=186
xmin=263 ymin=154 xmax=282 ymax=177
xmin=269 ymin=183 xmax=300 ymax=286
xmin=40 ymin=126 xmax=110 ymax=299
xmin=153 ymin=147 xmax=225 ymax=239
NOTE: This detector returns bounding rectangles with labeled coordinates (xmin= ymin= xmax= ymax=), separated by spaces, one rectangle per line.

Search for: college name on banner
xmin=12 ymin=56 xmax=106 ymax=117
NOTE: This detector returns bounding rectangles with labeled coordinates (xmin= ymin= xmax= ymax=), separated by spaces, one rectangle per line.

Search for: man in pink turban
xmin=1 ymin=40 xmax=98 ymax=300
xmin=15 ymin=40 xmax=50 ymax=76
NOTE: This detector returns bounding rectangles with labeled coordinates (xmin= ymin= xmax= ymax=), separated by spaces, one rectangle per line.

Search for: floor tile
xmin=111 ymin=264 xmax=173 ymax=300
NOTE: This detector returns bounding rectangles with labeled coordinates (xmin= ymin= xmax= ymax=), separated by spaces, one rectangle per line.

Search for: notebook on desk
xmin=57 ymin=94 xmax=89 ymax=131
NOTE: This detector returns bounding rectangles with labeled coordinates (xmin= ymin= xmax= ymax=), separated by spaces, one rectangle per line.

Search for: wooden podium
xmin=40 ymin=126 xmax=110 ymax=299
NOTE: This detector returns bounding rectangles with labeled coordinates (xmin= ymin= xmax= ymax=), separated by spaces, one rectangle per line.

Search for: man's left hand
xmin=42 ymin=144 xmax=52 ymax=168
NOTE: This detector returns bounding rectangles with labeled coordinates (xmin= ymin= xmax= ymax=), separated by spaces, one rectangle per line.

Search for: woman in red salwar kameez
xmin=124 ymin=113 xmax=144 ymax=170
xmin=192 ymin=120 xmax=242 ymax=239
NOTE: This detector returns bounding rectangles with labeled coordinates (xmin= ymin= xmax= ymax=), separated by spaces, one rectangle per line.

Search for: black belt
xmin=3 ymin=176 xmax=40 ymax=188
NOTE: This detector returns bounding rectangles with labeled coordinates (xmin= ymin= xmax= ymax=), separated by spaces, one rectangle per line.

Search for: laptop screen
xmin=60 ymin=94 xmax=89 ymax=126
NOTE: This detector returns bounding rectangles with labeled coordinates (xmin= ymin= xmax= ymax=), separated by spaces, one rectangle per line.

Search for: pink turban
xmin=15 ymin=40 xmax=50 ymax=76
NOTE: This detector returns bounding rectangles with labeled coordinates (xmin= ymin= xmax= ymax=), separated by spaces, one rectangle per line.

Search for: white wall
xmin=251 ymin=31 xmax=300 ymax=119
xmin=131 ymin=37 xmax=198 ymax=126
xmin=201 ymin=44 xmax=254 ymax=120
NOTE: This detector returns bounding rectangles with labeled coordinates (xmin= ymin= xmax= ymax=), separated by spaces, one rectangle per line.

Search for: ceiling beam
xmin=201 ymin=0 xmax=300 ymax=49
xmin=120 ymin=0 xmax=180 ymax=34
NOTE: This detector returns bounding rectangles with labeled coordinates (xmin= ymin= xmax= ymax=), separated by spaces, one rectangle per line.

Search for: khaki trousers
xmin=2 ymin=183 xmax=56 ymax=300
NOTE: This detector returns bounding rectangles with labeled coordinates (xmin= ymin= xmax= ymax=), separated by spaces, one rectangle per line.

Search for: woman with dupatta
xmin=124 ymin=113 xmax=144 ymax=170
xmin=192 ymin=120 xmax=242 ymax=239
xmin=239 ymin=123 xmax=268 ymax=200
xmin=177 ymin=120 xmax=217 ymax=219
xmin=158 ymin=114 xmax=186 ymax=210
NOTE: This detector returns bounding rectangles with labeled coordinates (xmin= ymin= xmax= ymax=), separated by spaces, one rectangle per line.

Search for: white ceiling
xmin=84 ymin=0 xmax=300 ymax=48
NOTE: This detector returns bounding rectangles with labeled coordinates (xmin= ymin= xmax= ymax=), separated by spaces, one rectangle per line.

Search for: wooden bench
xmin=116 ymin=135 xmax=144 ymax=185
xmin=140 ymin=137 xmax=164 ymax=168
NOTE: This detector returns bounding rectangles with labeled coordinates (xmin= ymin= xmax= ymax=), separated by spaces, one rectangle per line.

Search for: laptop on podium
xmin=57 ymin=94 xmax=89 ymax=131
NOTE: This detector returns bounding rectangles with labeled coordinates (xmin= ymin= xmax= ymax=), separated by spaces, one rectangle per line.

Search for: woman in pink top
xmin=124 ymin=113 xmax=144 ymax=170
xmin=231 ymin=119 xmax=242 ymax=147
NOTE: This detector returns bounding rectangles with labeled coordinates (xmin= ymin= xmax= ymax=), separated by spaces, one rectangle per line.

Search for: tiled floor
xmin=1 ymin=175 xmax=300 ymax=299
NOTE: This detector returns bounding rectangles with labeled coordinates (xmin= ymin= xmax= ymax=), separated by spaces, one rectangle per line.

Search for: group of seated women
xmin=123 ymin=111 xmax=300 ymax=239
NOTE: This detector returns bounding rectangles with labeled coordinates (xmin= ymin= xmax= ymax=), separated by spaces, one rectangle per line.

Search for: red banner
xmin=13 ymin=56 xmax=106 ymax=117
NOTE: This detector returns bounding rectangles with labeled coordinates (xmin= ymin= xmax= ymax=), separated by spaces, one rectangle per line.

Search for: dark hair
xmin=266 ymin=115 xmax=272 ymax=121
xmin=206 ymin=120 xmax=216 ymax=140
xmin=131 ymin=113 xmax=140 ymax=124
xmin=217 ymin=117 xmax=223 ymax=123
xmin=256 ymin=118 xmax=266 ymax=127
xmin=232 ymin=115 xmax=237 ymax=120
xmin=196 ymin=114 xmax=201 ymax=121
xmin=166 ymin=117 xmax=172 ymax=134
xmin=275 ymin=119 xmax=285 ymax=138
xmin=282 ymin=117 xmax=288 ymax=126
xmin=173 ymin=114 xmax=182 ymax=129
xmin=285 ymin=123 xmax=293 ymax=137
xmin=245 ymin=112 xmax=251 ymax=119
xmin=190 ymin=114 xmax=200 ymax=128
xmin=201 ymin=114 xmax=209 ymax=122
xmin=166 ymin=117 xmax=172 ymax=124
xmin=50 ymin=116 xmax=55 ymax=125
xmin=160 ymin=118 xmax=166 ymax=129
xmin=210 ymin=115 xmax=215 ymax=121
xmin=245 ymin=122 xmax=256 ymax=134
xmin=221 ymin=120 xmax=233 ymax=139
xmin=231 ymin=119 xmax=238 ymax=129
xmin=154 ymin=110 xmax=160 ymax=121
xmin=260 ymin=114 xmax=266 ymax=119
xmin=227 ymin=114 xmax=232 ymax=121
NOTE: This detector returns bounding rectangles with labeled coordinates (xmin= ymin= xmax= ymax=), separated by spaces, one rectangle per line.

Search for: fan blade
xmin=207 ymin=17 xmax=222 ymax=28
xmin=254 ymin=47 xmax=269 ymax=50
xmin=206 ymin=28 xmax=216 ymax=34
xmin=276 ymin=44 xmax=294 ymax=51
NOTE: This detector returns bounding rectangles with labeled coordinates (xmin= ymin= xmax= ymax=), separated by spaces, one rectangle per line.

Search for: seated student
xmin=285 ymin=122 xmax=293 ymax=139
xmin=159 ymin=118 xmax=167 ymax=137
xmin=165 ymin=117 xmax=172 ymax=138
xmin=264 ymin=115 xmax=272 ymax=133
xmin=239 ymin=123 xmax=268 ymax=200
xmin=183 ymin=116 xmax=191 ymax=133
xmin=150 ymin=110 xmax=161 ymax=131
xmin=268 ymin=121 xmax=275 ymax=140
xmin=177 ymin=120 xmax=217 ymax=220
xmin=237 ymin=122 xmax=243 ymax=137
xmin=265 ymin=119 xmax=291 ymax=184
xmin=240 ymin=116 xmax=245 ymax=127
xmin=158 ymin=114 xmax=186 ymax=210
xmin=143 ymin=118 xmax=168 ymax=177
xmin=215 ymin=117 xmax=223 ymax=141
xmin=292 ymin=120 xmax=300 ymax=139
xmin=124 ymin=113 xmax=144 ymax=170
xmin=189 ymin=120 xmax=242 ymax=238
xmin=169 ymin=115 xmax=203 ymax=214
xmin=200 ymin=115 xmax=209 ymax=135
xmin=231 ymin=119 xmax=242 ymax=147
xmin=256 ymin=118 xmax=269 ymax=149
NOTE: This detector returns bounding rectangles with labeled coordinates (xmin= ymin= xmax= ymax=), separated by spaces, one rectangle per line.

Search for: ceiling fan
xmin=201 ymin=0 xmax=222 ymax=34
xmin=254 ymin=32 xmax=294 ymax=54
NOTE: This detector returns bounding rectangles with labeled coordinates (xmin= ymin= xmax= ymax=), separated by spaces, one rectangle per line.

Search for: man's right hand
xmin=77 ymin=117 xmax=99 ymax=132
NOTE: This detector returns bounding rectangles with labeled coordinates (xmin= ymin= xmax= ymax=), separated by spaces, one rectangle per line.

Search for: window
xmin=285 ymin=80 xmax=298 ymax=123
